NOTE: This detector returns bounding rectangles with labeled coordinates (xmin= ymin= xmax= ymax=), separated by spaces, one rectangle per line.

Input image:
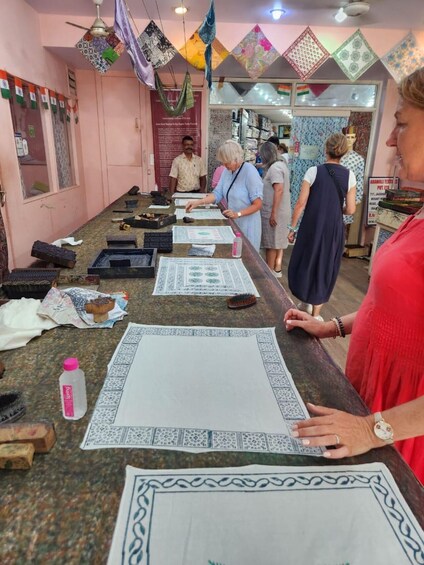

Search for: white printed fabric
xmin=153 ymin=257 xmax=259 ymax=297
xmin=381 ymin=32 xmax=424 ymax=83
xmin=81 ymin=324 xmax=315 ymax=454
xmin=172 ymin=225 xmax=235 ymax=244
xmin=109 ymin=463 xmax=424 ymax=565
xmin=175 ymin=208 xmax=223 ymax=220
xmin=332 ymin=29 xmax=378 ymax=81
xmin=174 ymin=199 xmax=217 ymax=208
xmin=283 ymin=27 xmax=330 ymax=80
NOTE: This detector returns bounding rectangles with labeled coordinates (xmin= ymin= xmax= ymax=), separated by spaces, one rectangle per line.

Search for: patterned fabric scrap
xmin=333 ymin=29 xmax=378 ymax=81
xmin=232 ymin=25 xmax=280 ymax=80
xmin=137 ymin=20 xmax=177 ymax=69
xmin=381 ymin=32 xmax=424 ymax=83
xmin=76 ymin=31 xmax=124 ymax=74
xmin=283 ymin=27 xmax=329 ymax=80
xmin=198 ymin=0 xmax=216 ymax=87
xmin=179 ymin=30 xmax=229 ymax=71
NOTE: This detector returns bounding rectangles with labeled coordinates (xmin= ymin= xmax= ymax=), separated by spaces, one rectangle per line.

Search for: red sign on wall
xmin=150 ymin=90 xmax=202 ymax=190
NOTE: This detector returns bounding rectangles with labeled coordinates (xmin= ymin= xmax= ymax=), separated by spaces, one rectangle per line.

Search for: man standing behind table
xmin=169 ymin=136 xmax=207 ymax=194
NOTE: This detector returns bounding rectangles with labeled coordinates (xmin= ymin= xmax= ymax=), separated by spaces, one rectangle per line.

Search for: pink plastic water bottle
xmin=59 ymin=358 xmax=87 ymax=420
xmin=232 ymin=232 xmax=243 ymax=258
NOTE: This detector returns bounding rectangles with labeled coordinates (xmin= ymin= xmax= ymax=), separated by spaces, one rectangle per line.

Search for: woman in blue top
xmin=186 ymin=140 xmax=263 ymax=251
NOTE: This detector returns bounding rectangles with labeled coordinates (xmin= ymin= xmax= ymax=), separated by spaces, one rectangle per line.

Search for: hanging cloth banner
xmin=154 ymin=71 xmax=194 ymax=117
xmin=58 ymin=94 xmax=66 ymax=121
xmin=66 ymin=101 xmax=71 ymax=122
xmin=0 ymin=70 xmax=11 ymax=99
xmin=114 ymin=0 xmax=155 ymax=89
xmin=198 ymin=0 xmax=216 ymax=89
xmin=74 ymin=100 xmax=79 ymax=124
xmin=28 ymin=84 xmax=37 ymax=109
xmin=40 ymin=87 xmax=49 ymax=109
xmin=49 ymin=90 xmax=57 ymax=113
xmin=15 ymin=77 xmax=24 ymax=105
xmin=277 ymin=84 xmax=291 ymax=96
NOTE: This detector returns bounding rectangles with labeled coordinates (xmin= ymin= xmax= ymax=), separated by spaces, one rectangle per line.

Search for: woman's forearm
xmin=271 ymin=185 xmax=283 ymax=217
xmin=238 ymin=198 xmax=262 ymax=217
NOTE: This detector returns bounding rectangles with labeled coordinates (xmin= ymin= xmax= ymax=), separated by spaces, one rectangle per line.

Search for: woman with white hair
xmin=186 ymin=140 xmax=263 ymax=250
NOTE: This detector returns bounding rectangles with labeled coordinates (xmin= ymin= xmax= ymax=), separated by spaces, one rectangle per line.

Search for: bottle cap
xmin=63 ymin=358 xmax=79 ymax=371
xmin=235 ymin=232 xmax=241 ymax=237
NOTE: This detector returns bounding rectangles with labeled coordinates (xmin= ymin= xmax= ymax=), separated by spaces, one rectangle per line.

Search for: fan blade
xmin=66 ymin=21 xmax=91 ymax=31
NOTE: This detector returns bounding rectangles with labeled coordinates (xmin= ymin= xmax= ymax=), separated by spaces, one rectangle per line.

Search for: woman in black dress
xmin=287 ymin=133 xmax=356 ymax=320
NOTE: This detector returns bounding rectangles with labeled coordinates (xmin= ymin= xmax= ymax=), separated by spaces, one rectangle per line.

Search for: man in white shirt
xmin=169 ymin=136 xmax=207 ymax=194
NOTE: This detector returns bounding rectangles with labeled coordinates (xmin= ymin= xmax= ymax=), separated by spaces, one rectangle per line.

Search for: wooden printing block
xmin=85 ymin=297 xmax=115 ymax=323
xmin=0 ymin=443 xmax=35 ymax=470
xmin=31 ymin=240 xmax=76 ymax=268
xmin=106 ymin=235 xmax=137 ymax=248
xmin=0 ymin=421 xmax=56 ymax=453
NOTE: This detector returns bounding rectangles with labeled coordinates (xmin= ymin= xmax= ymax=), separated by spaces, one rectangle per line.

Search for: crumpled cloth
xmin=188 ymin=244 xmax=216 ymax=257
xmin=38 ymin=287 xmax=128 ymax=329
xmin=51 ymin=237 xmax=83 ymax=247
xmin=0 ymin=298 xmax=59 ymax=351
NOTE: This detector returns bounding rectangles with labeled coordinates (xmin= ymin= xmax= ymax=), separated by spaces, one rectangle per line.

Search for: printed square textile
xmin=333 ymin=29 xmax=378 ymax=81
xmin=175 ymin=208 xmax=223 ymax=220
xmin=232 ymin=25 xmax=280 ymax=80
xmin=137 ymin=20 xmax=177 ymax=69
xmin=81 ymin=324 xmax=318 ymax=454
xmin=283 ymin=27 xmax=330 ymax=80
xmin=381 ymin=32 xmax=424 ymax=83
xmin=153 ymin=257 xmax=260 ymax=297
xmin=172 ymin=225 xmax=235 ymax=244
xmin=109 ymin=463 xmax=424 ymax=565
xmin=76 ymin=31 xmax=124 ymax=74
xmin=174 ymin=199 xmax=217 ymax=208
xmin=179 ymin=31 xmax=229 ymax=71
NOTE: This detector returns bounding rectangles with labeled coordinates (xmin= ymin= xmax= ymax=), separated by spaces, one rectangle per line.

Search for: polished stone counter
xmin=0 ymin=194 xmax=422 ymax=564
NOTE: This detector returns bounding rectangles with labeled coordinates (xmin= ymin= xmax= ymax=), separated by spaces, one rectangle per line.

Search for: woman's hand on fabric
xmin=185 ymin=200 xmax=198 ymax=213
xmin=287 ymin=231 xmax=296 ymax=243
xmin=292 ymin=403 xmax=377 ymax=458
xmin=284 ymin=308 xmax=331 ymax=338
xmin=222 ymin=209 xmax=238 ymax=219
xmin=269 ymin=213 xmax=277 ymax=227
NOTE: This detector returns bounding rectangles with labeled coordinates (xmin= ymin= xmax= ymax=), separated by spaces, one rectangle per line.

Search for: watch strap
xmin=374 ymin=412 xmax=394 ymax=444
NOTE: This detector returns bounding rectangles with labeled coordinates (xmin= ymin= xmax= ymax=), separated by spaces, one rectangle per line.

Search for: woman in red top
xmin=284 ymin=67 xmax=424 ymax=483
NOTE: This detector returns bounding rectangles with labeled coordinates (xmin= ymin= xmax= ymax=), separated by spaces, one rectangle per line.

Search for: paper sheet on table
xmin=108 ymin=463 xmax=424 ymax=565
xmin=171 ymin=193 xmax=204 ymax=199
xmin=81 ymin=324 xmax=314 ymax=454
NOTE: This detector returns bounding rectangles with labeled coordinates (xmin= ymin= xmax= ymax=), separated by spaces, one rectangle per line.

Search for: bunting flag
xmin=232 ymin=25 xmax=280 ymax=80
xmin=58 ymin=94 xmax=65 ymax=117
xmin=296 ymin=84 xmax=310 ymax=97
xmin=332 ymin=29 xmax=378 ymax=81
xmin=277 ymin=84 xmax=291 ymax=97
xmin=28 ymin=84 xmax=37 ymax=109
xmin=74 ymin=100 xmax=79 ymax=124
xmin=283 ymin=27 xmax=330 ymax=80
xmin=381 ymin=32 xmax=424 ymax=83
xmin=198 ymin=0 xmax=216 ymax=88
xmin=15 ymin=77 xmax=24 ymax=105
xmin=66 ymin=101 xmax=71 ymax=122
xmin=40 ymin=87 xmax=49 ymax=109
xmin=0 ymin=70 xmax=11 ymax=99
xmin=49 ymin=90 xmax=57 ymax=113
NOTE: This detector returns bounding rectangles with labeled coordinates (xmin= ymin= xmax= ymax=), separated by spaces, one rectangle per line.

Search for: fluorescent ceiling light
xmin=334 ymin=7 xmax=347 ymax=22
xmin=270 ymin=8 xmax=285 ymax=20
xmin=174 ymin=5 xmax=188 ymax=15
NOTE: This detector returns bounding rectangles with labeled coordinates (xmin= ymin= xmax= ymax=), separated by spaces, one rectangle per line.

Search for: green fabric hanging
xmin=154 ymin=71 xmax=194 ymax=117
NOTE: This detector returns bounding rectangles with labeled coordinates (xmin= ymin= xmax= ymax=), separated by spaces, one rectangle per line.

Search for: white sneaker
xmin=273 ymin=270 xmax=282 ymax=278
xmin=297 ymin=302 xmax=313 ymax=315
xmin=314 ymin=315 xmax=324 ymax=322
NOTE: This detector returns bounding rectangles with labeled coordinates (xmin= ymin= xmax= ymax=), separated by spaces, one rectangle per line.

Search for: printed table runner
xmin=109 ymin=463 xmax=424 ymax=565
xmin=175 ymin=208 xmax=223 ymax=220
xmin=172 ymin=225 xmax=235 ymax=244
xmin=81 ymin=324 xmax=317 ymax=453
xmin=174 ymin=199 xmax=217 ymax=208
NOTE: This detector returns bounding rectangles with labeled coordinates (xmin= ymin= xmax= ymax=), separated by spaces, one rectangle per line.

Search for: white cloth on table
xmin=174 ymin=198 xmax=217 ymax=208
xmin=173 ymin=225 xmax=235 ymax=244
xmin=108 ymin=463 xmax=424 ymax=565
xmin=51 ymin=237 xmax=83 ymax=247
xmin=175 ymin=208 xmax=223 ymax=220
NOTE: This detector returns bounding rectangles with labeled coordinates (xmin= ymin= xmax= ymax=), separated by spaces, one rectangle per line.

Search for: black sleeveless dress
xmin=288 ymin=163 xmax=349 ymax=305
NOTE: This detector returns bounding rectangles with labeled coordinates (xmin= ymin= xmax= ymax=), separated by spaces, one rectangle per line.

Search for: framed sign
xmin=278 ymin=124 xmax=291 ymax=139
xmin=367 ymin=176 xmax=399 ymax=225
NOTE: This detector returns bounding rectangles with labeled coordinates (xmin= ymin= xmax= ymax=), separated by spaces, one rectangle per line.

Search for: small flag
xmin=49 ymin=90 xmax=57 ymax=113
xmin=15 ymin=77 xmax=24 ymax=105
xmin=296 ymin=84 xmax=310 ymax=97
xmin=29 ymin=84 xmax=37 ymax=109
xmin=40 ymin=87 xmax=49 ymax=109
xmin=66 ymin=101 xmax=71 ymax=122
xmin=74 ymin=100 xmax=79 ymax=124
xmin=277 ymin=84 xmax=291 ymax=96
xmin=0 ymin=70 xmax=11 ymax=99
xmin=58 ymin=94 xmax=65 ymax=122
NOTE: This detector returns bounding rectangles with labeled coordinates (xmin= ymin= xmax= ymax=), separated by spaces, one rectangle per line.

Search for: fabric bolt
xmin=172 ymin=226 xmax=235 ymax=244
xmin=381 ymin=32 xmax=424 ymax=83
xmin=232 ymin=25 xmax=280 ymax=80
xmin=283 ymin=27 xmax=330 ymax=80
xmin=212 ymin=162 xmax=263 ymax=251
xmin=261 ymin=160 xmax=291 ymax=249
xmin=153 ymin=257 xmax=259 ymax=296
xmin=346 ymin=214 xmax=424 ymax=483
xmin=108 ymin=463 xmax=423 ymax=565
xmin=137 ymin=20 xmax=177 ymax=69
xmin=175 ymin=208 xmax=223 ymax=220
xmin=332 ymin=29 xmax=378 ymax=81
xmin=288 ymin=164 xmax=350 ymax=305
xmin=340 ymin=150 xmax=365 ymax=224
xmin=169 ymin=153 xmax=207 ymax=192
xmin=81 ymin=324 xmax=316 ymax=453
xmin=179 ymin=31 xmax=229 ymax=71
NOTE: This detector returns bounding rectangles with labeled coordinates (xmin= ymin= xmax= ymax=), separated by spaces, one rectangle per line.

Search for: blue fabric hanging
xmin=198 ymin=0 xmax=215 ymax=88
xmin=114 ymin=0 xmax=155 ymax=89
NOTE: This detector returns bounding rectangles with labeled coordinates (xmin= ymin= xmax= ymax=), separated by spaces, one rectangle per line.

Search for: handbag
xmin=324 ymin=164 xmax=345 ymax=214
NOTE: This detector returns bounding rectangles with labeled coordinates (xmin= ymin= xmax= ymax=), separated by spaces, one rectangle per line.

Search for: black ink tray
xmin=125 ymin=213 xmax=176 ymax=229
xmin=88 ymin=248 xmax=157 ymax=278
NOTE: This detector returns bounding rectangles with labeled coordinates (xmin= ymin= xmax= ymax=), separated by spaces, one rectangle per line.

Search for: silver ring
xmin=334 ymin=434 xmax=341 ymax=445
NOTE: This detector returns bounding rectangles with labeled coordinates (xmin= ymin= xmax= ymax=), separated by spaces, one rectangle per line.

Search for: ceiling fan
xmin=66 ymin=0 xmax=113 ymax=38
xmin=342 ymin=0 xmax=371 ymax=17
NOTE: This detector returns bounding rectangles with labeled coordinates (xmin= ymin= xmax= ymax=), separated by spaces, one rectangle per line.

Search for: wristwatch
xmin=237 ymin=211 xmax=242 ymax=218
xmin=373 ymin=412 xmax=394 ymax=444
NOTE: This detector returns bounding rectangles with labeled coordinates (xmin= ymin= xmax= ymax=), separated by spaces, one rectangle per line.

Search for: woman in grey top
xmin=259 ymin=141 xmax=291 ymax=277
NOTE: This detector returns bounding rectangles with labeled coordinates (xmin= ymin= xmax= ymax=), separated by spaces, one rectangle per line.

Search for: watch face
xmin=374 ymin=421 xmax=393 ymax=441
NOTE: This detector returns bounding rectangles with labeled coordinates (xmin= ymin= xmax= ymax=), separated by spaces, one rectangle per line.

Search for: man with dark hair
xmin=169 ymin=136 xmax=207 ymax=194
